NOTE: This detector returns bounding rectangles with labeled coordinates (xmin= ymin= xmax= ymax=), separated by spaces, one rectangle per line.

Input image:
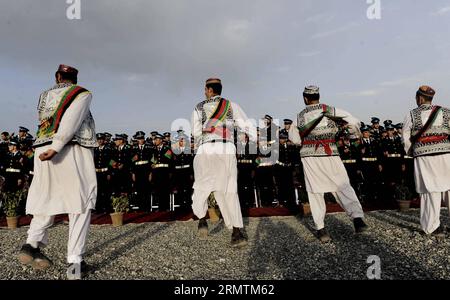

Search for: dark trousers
xmin=111 ymin=168 xmax=131 ymax=195
xmin=133 ymin=167 xmax=151 ymax=211
xmin=152 ymin=168 xmax=171 ymax=211
xmin=255 ymin=166 xmax=275 ymax=207
xmin=274 ymin=165 xmax=297 ymax=211
xmin=237 ymin=165 xmax=255 ymax=209
xmin=172 ymin=169 xmax=193 ymax=210
xmin=360 ymin=162 xmax=382 ymax=202
xmin=96 ymin=172 xmax=111 ymax=212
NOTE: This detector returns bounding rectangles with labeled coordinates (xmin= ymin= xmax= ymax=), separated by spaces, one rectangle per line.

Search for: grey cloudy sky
xmin=1 ymin=0 xmax=450 ymax=135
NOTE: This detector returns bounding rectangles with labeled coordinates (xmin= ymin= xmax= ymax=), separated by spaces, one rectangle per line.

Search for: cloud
xmin=310 ymin=22 xmax=358 ymax=39
xmin=304 ymin=13 xmax=335 ymax=24
xmin=297 ymin=51 xmax=321 ymax=57
xmin=431 ymin=6 xmax=450 ymax=16
xmin=338 ymin=89 xmax=381 ymax=97
xmin=379 ymin=77 xmax=420 ymax=87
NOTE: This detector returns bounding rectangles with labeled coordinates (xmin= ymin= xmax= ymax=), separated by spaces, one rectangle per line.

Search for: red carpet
xmin=0 ymin=199 xmax=421 ymax=228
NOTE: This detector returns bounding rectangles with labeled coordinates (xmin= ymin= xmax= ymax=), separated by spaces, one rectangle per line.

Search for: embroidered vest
xmin=298 ymin=104 xmax=339 ymax=157
xmin=410 ymin=105 xmax=450 ymax=157
xmin=34 ymin=83 xmax=97 ymax=149
xmin=195 ymin=97 xmax=234 ymax=145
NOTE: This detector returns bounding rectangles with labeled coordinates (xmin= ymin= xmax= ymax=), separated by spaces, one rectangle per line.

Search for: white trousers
xmin=192 ymin=190 xmax=243 ymax=229
xmin=308 ymin=185 xmax=364 ymax=230
xmin=26 ymin=211 xmax=92 ymax=264
xmin=420 ymin=191 xmax=450 ymax=234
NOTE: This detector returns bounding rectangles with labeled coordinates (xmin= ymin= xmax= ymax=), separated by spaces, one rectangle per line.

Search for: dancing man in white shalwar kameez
xmin=191 ymin=78 xmax=256 ymax=247
xmin=17 ymin=65 xmax=97 ymax=279
xmin=289 ymin=86 xmax=368 ymax=242
xmin=402 ymin=85 xmax=450 ymax=237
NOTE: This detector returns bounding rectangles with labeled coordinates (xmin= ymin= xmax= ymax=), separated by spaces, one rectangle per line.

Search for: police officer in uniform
xmin=273 ymin=131 xmax=297 ymax=211
xmin=131 ymin=131 xmax=153 ymax=211
xmin=369 ymin=117 xmax=383 ymax=141
xmin=110 ymin=134 xmax=132 ymax=196
xmin=150 ymin=133 xmax=173 ymax=211
xmin=94 ymin=133 xmax=113 ymax=212
xmin=236 ymin=131 xmax=257 ymax=209
xmin=171 ymin=133 xmax=194 ymax=210
xmin=21 ymin=138 xmax=35 ymax=188
xmin=0 ymin=132 xmax=11 ymax=174
xmin=359 ymin=125 xmax=383 ymax=202
xmin=338 ymin=134 xmax=362 ymax=193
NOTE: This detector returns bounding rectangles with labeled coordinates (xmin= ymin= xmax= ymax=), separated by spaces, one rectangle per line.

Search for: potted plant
xmin=110 ymin=194 xmax=129 ymax=226
xmin=1 ymin=190 xmax=26 ymax=229
xmin=298 ymin=188 xmax=311 ymax=216
xmin=394 ymin=184 xmax=413 ymax=212
xmin=207 ymin=193 xmax=221 ymax=223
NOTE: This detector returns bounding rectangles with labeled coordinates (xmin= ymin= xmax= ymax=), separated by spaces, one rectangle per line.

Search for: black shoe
xmin=18 ymin=244 xmax=52 ymax=270
xmin=67 ymin=260 xmax=89 ymax=280
xmin=354 ymin=218 xmax=368 ymax=233
xmin=431 ymin=226 xmax=446 ymax=239
xmin=231 ymin=228 xmax=247 ymax=248
xmin=198 ymin=218 xmax=208 ymax=238
xmin=317 ymin=228 xmax=331 ymax=243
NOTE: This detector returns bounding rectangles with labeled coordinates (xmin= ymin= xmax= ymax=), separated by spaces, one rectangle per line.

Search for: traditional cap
xmin=206 ymin=78 xmax=222 ymax=85
xmin=96 ymin=133 xmax=106 ymax=139
xmin=371 ymin=117 xmax=380 ymax=124
xmin=283 ymin=119 xmax=293 ymax=125
xmin=417 ymin=85 xmax=436 ymax=98
xmin=57 ymin=64 xmax=78 ymax=75
xmin=19 ymin=126 xmax=29 ymax=132
xmin=134 ymin=131 xmax=145 ymax=139
xmin=303 ymin=85 xmax=320 ymax=95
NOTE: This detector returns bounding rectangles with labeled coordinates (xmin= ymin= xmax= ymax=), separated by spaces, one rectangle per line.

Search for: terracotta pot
xmin=301 ymin=203 xmax=311 ymax=216
xmin=208 ymin=207 xmax=220 ymax=223
xmin=6 ymin=216 xmax=19 ymax=229
xmin=398 ymin=200 xmax=411 ymax=212
xmin=110 ymin=212 xmax=124 ymax=226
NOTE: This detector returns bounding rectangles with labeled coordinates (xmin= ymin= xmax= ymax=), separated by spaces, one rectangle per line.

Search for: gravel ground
xmin=1 ymin=209 xmax=449 ymax=280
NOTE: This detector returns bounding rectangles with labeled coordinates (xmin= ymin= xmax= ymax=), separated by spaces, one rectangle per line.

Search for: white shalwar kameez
xmin=26 ymin=91 xmax=97 ymax=264
xmin=191 ymin=99 xmax=256 ymax=229
xmin=289 ymin=107 xmax=365 ymax=230
xmin=403 ymin=111 xmax=450 ymax=234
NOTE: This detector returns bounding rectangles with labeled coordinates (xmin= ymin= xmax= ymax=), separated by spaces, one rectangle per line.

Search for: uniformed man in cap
xmin=403 ymin=85 xmax=450 ymax=236
xmin=17 ymin=127 xmax=30 ymax=143
xmin=149 ymin=133 xmax=172 ymax=211
xmin=289 ymin=85 xmax=367 ymax=242
xmin=171 ymin=133 xmax=194 ymax=210
xmin=236 ymin=131 xmax=257 ymax=209
xmin=163 ymin=132 xmax=172 ymax=147
xmin=338 ymin=134 xmax=362 ymax=194
xmin=94 ymin=133 xmax=113 ymax=213
xmin=3 ymin=139 xmax=25 ymax=193
xmin=279 ymin=119 xmax=293 ymax=140
xmin=370 ymin=117 xmax=383 ymax=141
xmin=131 ymin=131 xmax=152 ymax=211
xmin=110 ymin=134 xmax=132 ymax=196
xmin=273 ymin=131 xmax=297 ymax=211
xmin=381 ymin=124 xmax=405 ymax=185
xmin=21 ymin=138 xmax=35 ymax=188
xmin=261 ymin=114 xmax=278 ymax=146
xmin=0 ymin=131 xmax=10 ymax=173
xmin=359 ymin=125 xmax=383 ymax=202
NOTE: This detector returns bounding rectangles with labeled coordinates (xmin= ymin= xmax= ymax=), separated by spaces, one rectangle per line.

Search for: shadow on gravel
xmin=325 ymin=214 xmax=440 ymax=279
xmin=368 ymin=211 xmax=421 ymax=233
xmin=84 ymin=223 xmax=172 ymax=275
